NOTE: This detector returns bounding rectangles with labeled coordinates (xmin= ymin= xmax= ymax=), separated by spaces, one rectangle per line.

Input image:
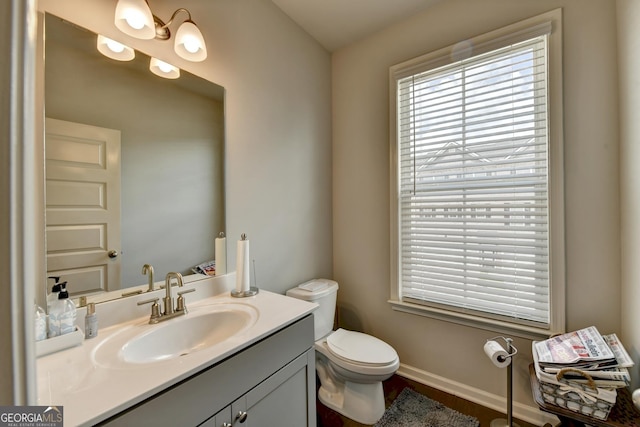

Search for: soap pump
xmin=48 ymin=282 xmax=77 ymax=337
xmin=46 ymin=276 xmax=62 ymax=313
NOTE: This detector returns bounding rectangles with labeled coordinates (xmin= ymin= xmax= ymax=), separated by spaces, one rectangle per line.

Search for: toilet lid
xmin=326 ymin=329 xmax=397 ymax=365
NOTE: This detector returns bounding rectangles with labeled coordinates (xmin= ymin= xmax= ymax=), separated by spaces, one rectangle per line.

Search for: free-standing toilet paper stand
xmin=485 ymin=336 xmax=520 ymax=427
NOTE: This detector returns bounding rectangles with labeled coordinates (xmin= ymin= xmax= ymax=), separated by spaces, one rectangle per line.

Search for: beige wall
xmin=4 ymin=0 xmax=638 ymax=414
xmin=618 ymin=0 xmax=640 ymax=391
xmin=332 ymin=0 xmax=621 ymax=413
xmin=0 ymin=0 xmax=332 ymax=404
xmin=37 ymin=0 xmax=334 ymax=295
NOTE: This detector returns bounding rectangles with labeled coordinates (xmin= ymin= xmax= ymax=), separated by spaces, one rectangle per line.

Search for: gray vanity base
xmin=99 ymin=314 xmax=316 ymax=427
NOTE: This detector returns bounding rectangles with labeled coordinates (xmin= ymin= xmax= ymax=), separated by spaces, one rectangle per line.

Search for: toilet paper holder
xmin=485 ymin=336 xmax=520 ymax=427
xmin=486 ymin=336 xmax=518 ymax=363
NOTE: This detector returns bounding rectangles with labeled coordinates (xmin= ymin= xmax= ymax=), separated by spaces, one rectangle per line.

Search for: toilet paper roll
xmin=484 ymin=340 xmax=511 ymax=368
xmin=215 ymin=234 xmax=226 ymax=276
xmin=235 ymin=236 xmax=250 ymax=293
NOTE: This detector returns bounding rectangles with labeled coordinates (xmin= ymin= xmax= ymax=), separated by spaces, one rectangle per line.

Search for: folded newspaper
xmin=533 ymin=326 xmax=634 ymax=389
xmin=532 ymin=341 xmax=621 ymax=395
xmin=534 ymin=326 xmax=616 ymax=368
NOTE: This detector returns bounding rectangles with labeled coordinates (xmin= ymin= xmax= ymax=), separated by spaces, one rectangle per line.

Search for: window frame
xmin=388 ymin=9 xmax=565 ymax=339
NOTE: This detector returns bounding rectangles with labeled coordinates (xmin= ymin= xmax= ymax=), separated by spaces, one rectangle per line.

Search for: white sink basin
xmin=94 ymin=303 xmax=258 ymax=367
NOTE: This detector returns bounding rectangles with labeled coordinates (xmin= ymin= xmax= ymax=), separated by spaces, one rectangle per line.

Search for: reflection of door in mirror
xmin=45 ymin=118 xmax=121 ymax=297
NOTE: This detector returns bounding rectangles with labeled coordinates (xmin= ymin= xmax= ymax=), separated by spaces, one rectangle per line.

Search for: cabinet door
xmin=232 ymin=350 xmax=313 ymax=427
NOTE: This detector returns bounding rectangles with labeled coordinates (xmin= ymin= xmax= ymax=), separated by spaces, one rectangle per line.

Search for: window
xmin=390 ymin=11 xmax=564 ymax=335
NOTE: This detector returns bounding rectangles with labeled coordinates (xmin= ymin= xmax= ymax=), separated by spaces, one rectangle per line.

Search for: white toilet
xmin=287 ymin=279 xmax=399 ymax=425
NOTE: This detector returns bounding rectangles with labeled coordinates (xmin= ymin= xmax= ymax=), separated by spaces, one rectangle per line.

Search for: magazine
xmin=533 ymin=326 xmax=615 ymax=368
xmin=192 ymin=260 xmax=216 ymax=276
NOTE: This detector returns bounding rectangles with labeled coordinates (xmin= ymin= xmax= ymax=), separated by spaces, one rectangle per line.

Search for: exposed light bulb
xmin=157 ymin=60 xmax=173 ymax=73
xmin=125 ymin=10 xmax=147 ymax=30
xmin=182 ymin=35 xmax=201 ymax=54
xmin=97 ymin=35 xmax=135 ymax=61
xmin=105 ymin=39 xmax=125 ymax=54
xmin=149 ymin=57 xmax=180 ymax=79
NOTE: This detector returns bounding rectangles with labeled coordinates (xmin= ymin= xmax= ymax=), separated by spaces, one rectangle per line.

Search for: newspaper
xmin=533 ymin=328 xmax=634 ymax=389
xmin=534 ymin=326 xmax=615 ymax=368
xmin=603 ymin=333 xmax=635 ymax=368
xmin=533 ymin=341 xmax=628 ymax=389
xmin=532 ymin=341 xmax=623 ymax=393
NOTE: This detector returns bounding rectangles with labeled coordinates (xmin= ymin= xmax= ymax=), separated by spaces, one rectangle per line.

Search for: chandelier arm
xmin=158 ymin=8 xmax=192 ymax=30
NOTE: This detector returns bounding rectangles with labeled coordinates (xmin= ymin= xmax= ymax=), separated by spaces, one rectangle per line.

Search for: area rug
xmin=374 ymin=387 xmax=480 ymax=427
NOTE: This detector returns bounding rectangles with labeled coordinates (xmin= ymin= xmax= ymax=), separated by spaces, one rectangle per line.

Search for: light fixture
xmin=114 ymin=0 xmax=155 ymax=40
xmin=97 ymin=35 xmax=135 ymax=61
xmin=114 ymin=0 xmax=207 ymax=62
xmin=149 ymin=57 xmax=180 ymax=79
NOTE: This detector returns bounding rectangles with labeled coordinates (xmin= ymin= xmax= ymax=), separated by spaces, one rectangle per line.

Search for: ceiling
xmin=271 ymin=0 xmax=444 ymax=52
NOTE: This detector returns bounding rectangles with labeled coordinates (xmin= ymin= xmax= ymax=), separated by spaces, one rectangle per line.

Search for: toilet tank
xmin=286 ymin=279 xmax=338 ymax=341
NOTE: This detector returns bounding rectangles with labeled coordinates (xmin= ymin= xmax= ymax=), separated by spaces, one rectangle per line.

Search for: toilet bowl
xmin=286 ymin=279 xmax=399 ymax=425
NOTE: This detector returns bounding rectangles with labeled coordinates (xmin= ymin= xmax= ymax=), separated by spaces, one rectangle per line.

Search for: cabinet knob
xmin=235 ymin=410 xmax=248 ymax=423
xmin=221 ymin=423 xmax=232 ymax=427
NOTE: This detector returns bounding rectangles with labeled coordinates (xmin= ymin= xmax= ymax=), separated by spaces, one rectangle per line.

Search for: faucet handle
xmin=176 ymin=288 xmax=195 ymax=313
xmin=137 ymin=298 xmax=161 ymax=323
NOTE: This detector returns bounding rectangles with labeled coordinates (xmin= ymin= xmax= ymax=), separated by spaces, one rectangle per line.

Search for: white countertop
xmin=36 ymin=276 xmax=317 ymax=426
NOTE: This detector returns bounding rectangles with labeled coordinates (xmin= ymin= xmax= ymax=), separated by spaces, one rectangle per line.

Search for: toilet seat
xmin=327 ymin=329 xmax=397 ymax=366
xmin=316 ymin=329 xmax=399 ymax=376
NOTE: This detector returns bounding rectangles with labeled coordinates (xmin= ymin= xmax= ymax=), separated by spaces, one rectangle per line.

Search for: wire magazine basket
xmin=537 ymin=367 xmax=617 ymax=421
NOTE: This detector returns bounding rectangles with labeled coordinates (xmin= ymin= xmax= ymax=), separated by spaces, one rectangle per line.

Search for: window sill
xmin=388 ymin=299 xmax=558 ymax=341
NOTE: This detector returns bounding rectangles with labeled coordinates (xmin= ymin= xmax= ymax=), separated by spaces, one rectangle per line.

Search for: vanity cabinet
xmin=100 ymin=315 xmax=316 ymax=427
xmin=203 ymin=352 xmax=310 ymax=427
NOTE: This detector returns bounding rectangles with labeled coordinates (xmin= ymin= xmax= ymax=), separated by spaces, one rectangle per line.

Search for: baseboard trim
xmin=397 ymin=363 xmax=558 ymax=426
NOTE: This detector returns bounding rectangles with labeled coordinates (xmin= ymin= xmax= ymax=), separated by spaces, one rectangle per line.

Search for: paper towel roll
xmin=215 ymin=233 xmax=227 ymax=276
xmin=484 ymin=340 xmax=511 ymax=368
xmin=235 ymin=235 xmax=250 ymax=293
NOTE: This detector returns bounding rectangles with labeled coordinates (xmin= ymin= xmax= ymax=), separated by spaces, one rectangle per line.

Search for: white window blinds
xmin=396 ymin=34 xmax=551 ymax=326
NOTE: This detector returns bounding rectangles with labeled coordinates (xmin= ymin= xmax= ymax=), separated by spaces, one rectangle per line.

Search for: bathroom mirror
xmin=44 ymin=13 xmax=225 ymax=301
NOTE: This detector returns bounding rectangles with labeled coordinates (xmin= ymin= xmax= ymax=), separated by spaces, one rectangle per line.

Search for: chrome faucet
xmin=142 ymin=264 xmax=154 ymax=292
xmin=163 ymin=272 xmax=183 ymax=315
xmin=137 ymin=271 xmax=194 ymax=324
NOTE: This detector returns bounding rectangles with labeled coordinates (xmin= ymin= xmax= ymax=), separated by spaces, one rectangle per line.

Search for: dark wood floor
xmin=316 ymin=374 xmax=550 ymax=427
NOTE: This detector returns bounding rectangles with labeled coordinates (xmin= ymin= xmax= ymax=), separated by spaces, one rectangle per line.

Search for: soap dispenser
xmin=46 ymin=276 xmax=62 ymax=314
xmin=48 ymin=282 xmax=77 ymax=337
